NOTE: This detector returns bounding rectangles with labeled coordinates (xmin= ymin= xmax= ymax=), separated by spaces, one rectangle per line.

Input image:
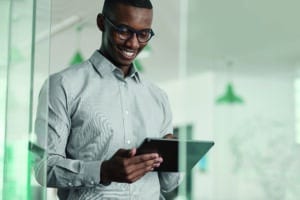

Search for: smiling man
xmin=34 ymin=0 xmax=181 ymax=199
xmin=98 ymin=0 xmax=154 ymax=76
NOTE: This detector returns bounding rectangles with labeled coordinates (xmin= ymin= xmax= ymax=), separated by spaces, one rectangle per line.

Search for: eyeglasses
xmin=104 ymin=16 xmax=155 ymax=43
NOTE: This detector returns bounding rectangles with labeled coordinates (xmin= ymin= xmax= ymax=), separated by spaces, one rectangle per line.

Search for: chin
xmin=116 ymin=57 xmax=135 ymax=67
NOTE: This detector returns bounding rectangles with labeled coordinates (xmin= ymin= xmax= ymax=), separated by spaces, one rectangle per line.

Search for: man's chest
xmin=67 ymin=82 xmax=165 ymax=158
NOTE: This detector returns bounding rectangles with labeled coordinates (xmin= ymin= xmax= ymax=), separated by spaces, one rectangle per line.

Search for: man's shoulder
xmin=140 ymin=75 xmax=169 ymax=99
xmin=50 ymin=60 xmax=92 ymax=82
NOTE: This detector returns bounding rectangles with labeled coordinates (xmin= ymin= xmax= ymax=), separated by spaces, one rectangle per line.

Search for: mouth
xmin=118 ymin=47 xmax=137 ymax=60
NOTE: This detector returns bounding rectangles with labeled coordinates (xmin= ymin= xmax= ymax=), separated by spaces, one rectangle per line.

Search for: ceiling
xmin=47 ymin=0 xmax=300 ymax=82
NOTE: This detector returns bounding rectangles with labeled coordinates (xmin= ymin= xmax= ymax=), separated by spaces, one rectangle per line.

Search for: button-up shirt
xmin=34 ymin=51 xmax=181 ymax=200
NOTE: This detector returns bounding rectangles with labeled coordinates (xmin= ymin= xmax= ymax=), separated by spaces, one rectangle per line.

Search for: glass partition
xmin=2 ymin=0 xmax=300 ymax=199
xmin=0 ymin=0 xmax=51 ymax=199
xmin=160 ymin=0 xmax=300 ymax=199
xmin=0 ymin=0 xmax=10 ymax=198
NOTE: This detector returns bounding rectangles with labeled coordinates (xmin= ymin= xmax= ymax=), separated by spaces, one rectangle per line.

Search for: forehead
xmin=110 ymin=3 xmax=153 ymax=29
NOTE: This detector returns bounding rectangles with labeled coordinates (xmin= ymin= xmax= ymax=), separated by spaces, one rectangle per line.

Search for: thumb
xmin=128 ymin=148 xmax=137 ymax=157
xmin=116 ymin=148 xmax=132 ymax=157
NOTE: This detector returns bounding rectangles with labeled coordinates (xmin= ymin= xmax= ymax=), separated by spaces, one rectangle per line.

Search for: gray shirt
xmin=34 ymin=51 xmax=181 ymax=200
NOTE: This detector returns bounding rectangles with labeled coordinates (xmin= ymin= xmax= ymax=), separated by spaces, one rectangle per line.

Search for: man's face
xmin=99 ymin=4 xmax=153 ymax=68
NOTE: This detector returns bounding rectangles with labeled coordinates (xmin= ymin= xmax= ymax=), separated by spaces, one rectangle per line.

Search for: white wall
xmin=159 ymin=69 xmax=300 ymax=200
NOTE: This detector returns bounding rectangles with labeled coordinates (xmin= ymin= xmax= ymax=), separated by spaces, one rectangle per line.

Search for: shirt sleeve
xmin=159 ymin=172 xmax=184 ymax=193
xmin=34 ymin=75 xmax=104 ymax=188
xmin=159 ymin=91 xmax=173 ymax=136
xmin=157 ymin=90 xmax=183 ymax=192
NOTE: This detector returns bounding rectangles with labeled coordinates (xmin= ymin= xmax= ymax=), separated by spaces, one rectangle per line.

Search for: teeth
xmin=122 ymin=49 xmax=134 ymax=57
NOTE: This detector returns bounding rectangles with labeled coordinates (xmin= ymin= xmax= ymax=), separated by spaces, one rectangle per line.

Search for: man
xmin=35 ymin=0 xmax=181 ymax=199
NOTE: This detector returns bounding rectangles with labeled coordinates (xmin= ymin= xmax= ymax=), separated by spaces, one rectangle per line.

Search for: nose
xmin=124 ymin=33 xmax=140 ymax=49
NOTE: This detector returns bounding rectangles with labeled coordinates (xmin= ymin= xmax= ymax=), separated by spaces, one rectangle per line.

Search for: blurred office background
xmin=1 ymin=0 xmax=300 ymax=199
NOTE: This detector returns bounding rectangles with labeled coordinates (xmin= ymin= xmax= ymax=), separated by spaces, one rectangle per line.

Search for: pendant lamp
xmin=134 ymin=59 xmax=144 ymax=72
xmin=216 ymin=82 xmax=244 ymax=104
xmin=216 ymin=61 xmax=244 ymax=104
xmin=69 ymin=24 xmax=84 ymax=65
xmin=137 ymin=44 xmax=152 ymax=59
xmin=133 ymin=45 xmax=152 ymax=72
xmin=11 ymin=47 xmax=24 ymax=64
xmin=69 ymin=50 xmax=84 ymax=65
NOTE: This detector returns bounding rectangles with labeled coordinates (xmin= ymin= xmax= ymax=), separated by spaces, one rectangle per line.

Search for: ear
xmin=97 ymin=13 xmax=105 ymax=32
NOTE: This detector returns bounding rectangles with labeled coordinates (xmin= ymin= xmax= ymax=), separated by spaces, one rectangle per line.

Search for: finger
xmin=129 ymin=153 xmax=160 ymax=165
xmin=128 ymin=148 xmax=137 ymax=157
xmin=125 ymin=164 xmax=155 ymax=183
xmin=125 ymin=156 xmax=162 ymax=175
xmin=163 ymin=133 xmax=177 ymax=139
xmin=153 ymin=156 xmax=163 ymax=168
xmin=118 ymin=156 xmax=163 ymax=183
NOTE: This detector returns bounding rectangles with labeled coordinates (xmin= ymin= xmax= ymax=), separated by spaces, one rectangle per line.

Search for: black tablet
xmin=136 ymin=138 xmax=214 ymax=172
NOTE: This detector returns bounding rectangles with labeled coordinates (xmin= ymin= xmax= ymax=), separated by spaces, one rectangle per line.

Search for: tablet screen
xmin=136 ymin=138 xmax=214 ymax=172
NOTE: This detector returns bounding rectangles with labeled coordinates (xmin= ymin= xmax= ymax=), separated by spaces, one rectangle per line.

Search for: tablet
xmin=136 ymin=138 xmax=214 ymax=172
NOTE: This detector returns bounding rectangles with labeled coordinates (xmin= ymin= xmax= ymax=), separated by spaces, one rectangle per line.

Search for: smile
xmin=119 ymin=48 xmax=136 ymax=60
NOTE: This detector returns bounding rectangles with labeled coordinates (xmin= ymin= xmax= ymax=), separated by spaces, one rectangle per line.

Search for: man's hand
xmin=163 ymin=133 xmax=177 ymax=139
xmin=101 ymin=148 xmax=163 ymax=184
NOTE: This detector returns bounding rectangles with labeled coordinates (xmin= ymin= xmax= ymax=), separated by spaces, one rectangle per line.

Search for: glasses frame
xmin=104 ymin=16 xmax=155 ymax=43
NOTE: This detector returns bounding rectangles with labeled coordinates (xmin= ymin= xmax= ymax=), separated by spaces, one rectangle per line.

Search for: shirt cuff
xmin=82 ymin=160 xmax=102 ymax=187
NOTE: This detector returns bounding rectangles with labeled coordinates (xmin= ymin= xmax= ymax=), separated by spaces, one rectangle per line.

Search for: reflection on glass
xmin=295 ymin=78 xmax=300 ymax=144
xmin=1 ymin=0 xmax=50 ymax=199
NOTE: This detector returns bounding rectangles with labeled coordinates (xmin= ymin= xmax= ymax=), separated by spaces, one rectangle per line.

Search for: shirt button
xmin=125 ymin=110 xmax=129 ymax=115
xmin=127 ymin=140 xmax=131 ymax=144
xmin=68 ymin=182 xmax=73 ymax=186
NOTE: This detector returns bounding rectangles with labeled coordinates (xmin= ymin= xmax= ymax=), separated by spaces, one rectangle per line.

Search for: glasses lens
xmin=137 ymin=30 xmax=152 ymax=43
xmin=115 ymin=26 xmax=131 ymax=40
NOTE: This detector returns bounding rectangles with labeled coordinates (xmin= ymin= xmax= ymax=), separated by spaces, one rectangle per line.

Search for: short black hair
xmin=102 ymin=0 xmax=153 ymax=17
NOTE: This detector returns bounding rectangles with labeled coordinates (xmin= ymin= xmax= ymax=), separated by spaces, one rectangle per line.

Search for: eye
xmin=138 ymin=30 xmax=150 ymax=40
xmin=116 ymin=26 xmax=131 ymax=36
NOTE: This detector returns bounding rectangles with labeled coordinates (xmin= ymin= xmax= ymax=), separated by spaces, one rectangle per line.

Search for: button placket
xmin=120 ymin=80 xmax=132 ymax=147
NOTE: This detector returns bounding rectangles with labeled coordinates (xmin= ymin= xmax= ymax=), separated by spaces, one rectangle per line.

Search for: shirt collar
xmin=89 ymin=50 xmax=141 ymax=83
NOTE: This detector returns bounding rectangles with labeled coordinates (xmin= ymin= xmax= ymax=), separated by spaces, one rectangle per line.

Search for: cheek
xmin=107 ymin=35 xmax=123 ymax=50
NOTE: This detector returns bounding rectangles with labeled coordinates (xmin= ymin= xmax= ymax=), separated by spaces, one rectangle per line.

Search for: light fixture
xmin=11 ymin=47 xmax=24 ymax=64
xmin=134 ymin=59 xmax=144 ymax=72
xmin=69 ymin=51 xmax=84 ymax=65
xmin=216 ymin=61 xmax=244 ymax=105
xmin=137 ymin=45 xmax=152 ymax=59
xmin=133 ymin=45 xmax=153 ymax=72
xmin=69 ymin=24 xmax=84 ymax=65
xmin=216 ymin=82 xmax=244 ymax=104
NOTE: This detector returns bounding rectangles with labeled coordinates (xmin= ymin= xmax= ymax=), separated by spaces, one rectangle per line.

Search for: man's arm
xmin=34 ymin=77 xmax=103 ymax=188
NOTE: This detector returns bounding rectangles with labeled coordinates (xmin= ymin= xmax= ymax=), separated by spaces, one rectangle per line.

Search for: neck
xmin=120 ymin=66 xmax=131 ymax=77
xmin=98 ymin=49 xmax=133 ymax=77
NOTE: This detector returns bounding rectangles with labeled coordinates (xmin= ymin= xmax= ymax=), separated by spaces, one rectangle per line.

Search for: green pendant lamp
xmin=69 ymin=24 xmax=84 ymax=65
xmin=216 ymin=82 xmax=244 ymax=104
xmin=70 ymin=50 xmax=84 ymax=65
xmin=133 ymin=45 xmax=152 ymax=72
xmin=134 ymin=59 xmax=144 ymax=72
xmin=216 ymin=61 xmax=244 ymax=104
xmin=137 ymin=44 xmax=152 ymax=59
xmin=11 ymin=47 xmax=24 ymax=64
